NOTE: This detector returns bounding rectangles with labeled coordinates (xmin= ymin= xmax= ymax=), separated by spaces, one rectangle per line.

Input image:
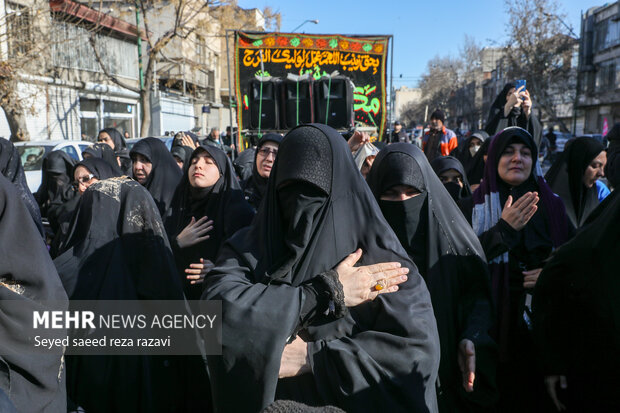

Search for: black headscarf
xmin=430 ymin=155 xmax=472 ymax=202
xmin=203 ymin=124 xmax=440 ymax=412
xmin=451 ymin=130 xmax=488 ymax=186
xmin=130 ymin=137 xmax=183 ymax=220
xmin=99 ymin=127 xmax=127 ymax=151
xmin=0 ymin=174 xmax=68 ymax=412
xmin=485 ymin=83 xmax=542 ymax=148
xmin=100 ymin=128 xmax=132 ymax=175
xmin=545 ymin=137 xmax=605 ymax=228
xmin=82 ymin=143 xmax=123 ymax=175
xmin=34 ymin=151 xmax=78 ymax=235
xmin=75 ymin=157 xmax=123 ymax=181
xmin=367 ymin=144 xmax=496 ymax=410
xmin=533 ymin=190 xmax=620 ymax=410
xmin=170 ymin=145 xmax=194 ymax=170
xmin=0 ymin=138 xmax=44 ymax=236
xmin=53 ymin=177 xmax=201 ymax=412
xmin=234 ymin=146 xmax=256 ymax=181
xmin=242 ymin=133 xmax=283 ymax=210
xmin=166 ymin=145 xmax=255 ymax=299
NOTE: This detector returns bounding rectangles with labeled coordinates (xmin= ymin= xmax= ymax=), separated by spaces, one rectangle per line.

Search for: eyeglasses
xmin=257 ymin=148 xmax=278 ymax=158
xmin=73 ymin=174 xmax=95 ymax=188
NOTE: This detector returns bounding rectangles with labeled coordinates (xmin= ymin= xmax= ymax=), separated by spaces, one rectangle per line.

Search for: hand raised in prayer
xmin=501 ymin=192 xmax=539 ymax=231
xmin=176 ymin=216 xmax=214 ymax=249
xmin=522 ymin=268 xmax=542 ymax=289
xmin=545 ymin=375 xmax=567 ymax=411
xmin=347 ymin=130 xmax=370 ymax=153
xmin=458 ymin=339 xmax=476 ymax=392
xmin=181 ymin=133 xmax=198 ymax=149
xmin=185 ymin=258 xmax=214 ymax=285
xmin=334 ymin=248 xmax=409 ymax=307
xmin=278 ymin=336 xmax=310 ymax=378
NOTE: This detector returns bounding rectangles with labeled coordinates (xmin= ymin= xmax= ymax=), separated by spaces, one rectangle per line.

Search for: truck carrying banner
xmin=234 ymin=31 xmax=390 ymax=140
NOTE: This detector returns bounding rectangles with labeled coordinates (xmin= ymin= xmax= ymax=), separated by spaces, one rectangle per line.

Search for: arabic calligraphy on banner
xmin=234 ymin=31 xmax=389 ymax=138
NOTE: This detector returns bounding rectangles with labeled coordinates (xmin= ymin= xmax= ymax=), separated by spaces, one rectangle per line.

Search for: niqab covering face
xmin=129 ymin=137 xmax=182 ymax=219
xmin=430 ymin=155 xmax=472 ymax=202
xmin=545 ymin=137 xmax=605 ymax=227
xmin=202 ymin=124 xmax=440 ymax=412
xmin=0 ymin=137 xmax=44 ymax=236
xmin=367 ymin=144 xmax=496 ymax=410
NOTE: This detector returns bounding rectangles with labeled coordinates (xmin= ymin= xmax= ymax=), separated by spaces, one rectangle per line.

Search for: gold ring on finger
xmin=374 ymin=279 xmax=387 ymax=291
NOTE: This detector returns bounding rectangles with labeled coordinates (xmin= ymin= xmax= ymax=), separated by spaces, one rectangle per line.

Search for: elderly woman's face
xmin=583 ymin=151 xmax=606 ymax=188
xmin=498 ymin=143 xmax=533 ymax=187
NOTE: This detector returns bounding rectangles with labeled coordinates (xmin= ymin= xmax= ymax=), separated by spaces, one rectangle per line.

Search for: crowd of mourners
xmin=0 ymin=82 xmax=619 ymax=413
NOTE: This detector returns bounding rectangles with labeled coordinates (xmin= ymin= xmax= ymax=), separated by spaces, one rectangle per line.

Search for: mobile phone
xmin=515 ymin=79 xmax=526 ymax=93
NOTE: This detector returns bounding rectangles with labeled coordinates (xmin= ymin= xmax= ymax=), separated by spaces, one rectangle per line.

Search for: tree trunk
xmin=2 ymin=100 xmax=31 ymax=142
xmin=139 ymin=88 xmax=152 ymax=137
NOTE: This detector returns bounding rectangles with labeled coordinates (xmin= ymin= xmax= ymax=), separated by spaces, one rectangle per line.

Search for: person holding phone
xmin=485 ymin=82 xmax=542 ymax=148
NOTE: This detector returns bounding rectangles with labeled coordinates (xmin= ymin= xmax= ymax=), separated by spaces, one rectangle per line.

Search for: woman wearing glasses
xmin=242 ymin=133 xmax=283 ymax=211
xmin=73 ymin=158 xmax=123 ymax=194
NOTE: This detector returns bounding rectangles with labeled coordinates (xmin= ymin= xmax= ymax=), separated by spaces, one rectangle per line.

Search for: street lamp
xmin=291 ymin=19 xmax=319 ymax=33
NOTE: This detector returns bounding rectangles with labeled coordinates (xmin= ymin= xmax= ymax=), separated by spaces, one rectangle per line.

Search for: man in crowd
xmin=204 ymin=127 xmax=234 ymax=155
xmin=389 ymin=121 xmax=410 ymax=143
xmin=422 ymin=109 xmax=458 ymax=161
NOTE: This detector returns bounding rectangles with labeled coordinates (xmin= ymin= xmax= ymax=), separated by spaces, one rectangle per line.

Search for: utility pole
xmin=135 ymin=1 xmax=145 ymax=135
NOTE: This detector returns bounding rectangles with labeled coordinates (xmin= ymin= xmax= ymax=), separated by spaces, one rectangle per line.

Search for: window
xmin=596 ymin=60 xmax=615 ymax=92
xmin=7 ymin=3 xmax=33 ymax=57
xmin=60 ymin=145 xmax=79 ymax=160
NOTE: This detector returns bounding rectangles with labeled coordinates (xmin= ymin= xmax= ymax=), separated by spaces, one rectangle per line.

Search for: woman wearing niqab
xmin=485 ymin=83 xmax=542 ymax=148
xmin=98 ymin=127 xmax=131 ymax=175
xmin=545 ymin=137 xmax=607 ymax=228
xmin=430 ymin=155 xmax=473 ymax=202
xmin=166 ymin=145 xmax=254 ymax=299
xmin=53 ymin=177 xmax=207 ymax=412
xmin=202 ymin=124 xmax=440 ymax=413
xmin=34 ymin=150 xmax=78 ymax=235
xmin=130 ymin=137 xmax=183 ymax=220
xmin=367 ymin=144 xmax=496 ymax=412
xmin=459 ymin=127 xmax=572 ymax=412
xmin=533 ymin=190 xmax=620 ymax=412
xmin=0 ymin=174 xmax=68 ymax=412
xmin=0 ymin=137 xmax=44 ymax=236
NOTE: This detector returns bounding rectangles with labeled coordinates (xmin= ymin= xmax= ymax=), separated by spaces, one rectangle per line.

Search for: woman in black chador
xmin=459 ymin=127 xmax=572 ymax=412
xmin=166 ymin=145 xmax=254 ymax=299
xmin=485 ymin=83 xmax=542 ymax=147
xmin=241 ymin=133 xmax=283 ymax=211
xmin=450 ymin=130 xmax=488 ymax=189
xmin=533 ymin=190 xmax=620 ymax=413
xmin=0 ymin=137 xmax=44 ymax=236
xmin=0 ymin=174 xmax=68 ymax=412
xmin=34 ymin=150 xmax=77 ymax=223
xmin=54 ymin=177 xmax=210 ymax=412
xmin=202 ymin=124 xmax=440 ymax=413
xmin=545 ymin=136 xmax=607 ymax=228
xmin=430 ymin=155 xmax=472 ymax=202
xmin=130 ymin=137 xmax=182 ymax=220
xmin=82 ymin=142 xmax=124 ymax=175
xmin=367 ymin=143 xmax=496 ymax=412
